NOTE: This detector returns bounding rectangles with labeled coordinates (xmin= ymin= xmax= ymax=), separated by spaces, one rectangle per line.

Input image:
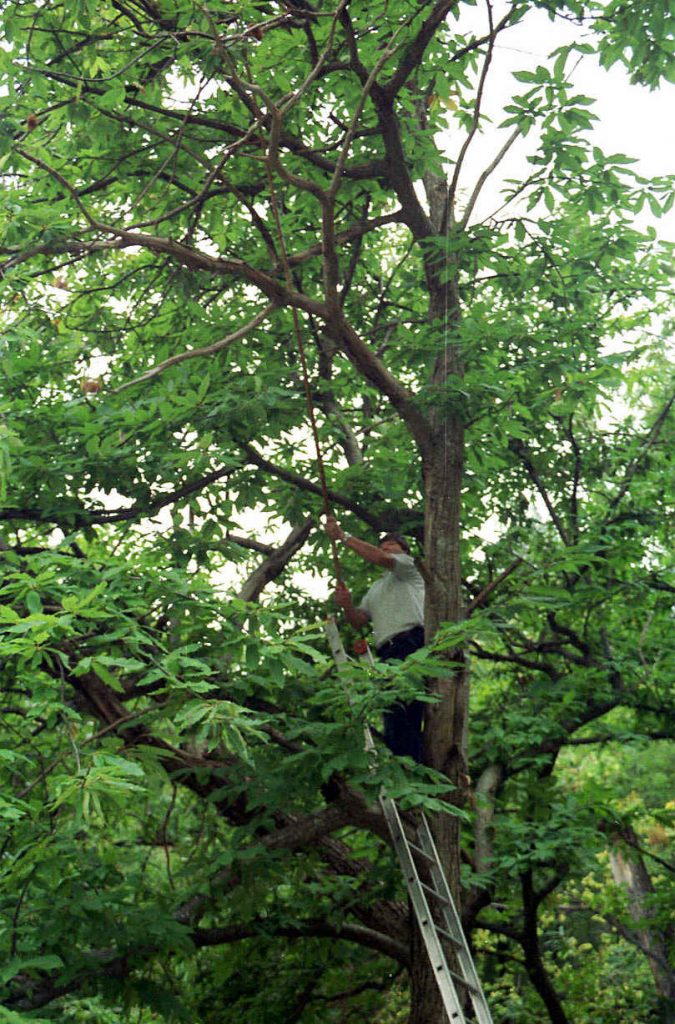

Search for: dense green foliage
xmin=1 ymin=0 xmax=673 ymax=1022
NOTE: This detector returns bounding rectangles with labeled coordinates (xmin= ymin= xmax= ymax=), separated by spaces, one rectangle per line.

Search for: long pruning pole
xmin=263 ymin=149 xmax=344 ymax=583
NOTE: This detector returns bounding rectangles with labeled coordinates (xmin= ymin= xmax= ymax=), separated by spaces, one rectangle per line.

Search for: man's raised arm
xmin=325 ymin=516 xmax=395 ymax=569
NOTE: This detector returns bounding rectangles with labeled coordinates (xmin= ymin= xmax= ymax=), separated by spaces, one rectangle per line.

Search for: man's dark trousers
xmin=377 ymin=625 xmax=425 ymax=764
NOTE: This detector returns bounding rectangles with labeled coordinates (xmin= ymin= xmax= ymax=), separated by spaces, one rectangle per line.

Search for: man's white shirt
xmin=358 ymin=554 xmax=425 ymax=648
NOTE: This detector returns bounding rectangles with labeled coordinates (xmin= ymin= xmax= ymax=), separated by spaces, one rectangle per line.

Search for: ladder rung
xmin=434 ymin=923 xmax=463 ymax=948
xmin=440 ymin=966 xmax=481 ymax=998
xmin=408 ymin=840 xmax=436 ymax=862
xmin=430 ymin=957 xmax=482 ymax=997
xmin=418 ymin=879 xmax=450 ymax=904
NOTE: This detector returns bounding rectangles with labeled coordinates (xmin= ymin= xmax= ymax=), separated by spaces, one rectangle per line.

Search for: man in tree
xmin=325 ymin=515 xmax=426 ymax=763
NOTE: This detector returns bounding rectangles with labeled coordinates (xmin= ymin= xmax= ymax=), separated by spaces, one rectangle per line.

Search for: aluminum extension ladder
xmin=324 ymin=617 xmax=493 ymax=1024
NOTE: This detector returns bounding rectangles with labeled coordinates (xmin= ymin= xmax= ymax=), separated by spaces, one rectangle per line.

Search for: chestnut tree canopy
xmin=0 ymin=1 xmax=673 ymax=1022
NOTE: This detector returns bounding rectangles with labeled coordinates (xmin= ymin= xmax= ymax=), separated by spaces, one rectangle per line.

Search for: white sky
xmin=447 ymin=3 xmax=674 ymax=234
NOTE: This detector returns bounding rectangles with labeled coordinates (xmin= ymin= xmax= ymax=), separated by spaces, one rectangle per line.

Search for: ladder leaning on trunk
xmin=266 ymin=116 xmax=491 ymax=1022
xmin=324 ymin=617 xmax=494 ymax=1024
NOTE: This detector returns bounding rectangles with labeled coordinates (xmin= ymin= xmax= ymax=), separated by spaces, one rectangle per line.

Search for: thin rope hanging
xmin=264 ymin=150 xmax=343 ymax=583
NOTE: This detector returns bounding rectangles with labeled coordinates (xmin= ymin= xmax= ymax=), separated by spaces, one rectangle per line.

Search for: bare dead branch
xmin=508 ymin=438 xmax=572 ymax=546
xmin=448 ymin=0 xmax=499 ymax=217
xmin=112 ymin=303 xmax=278 ymax=393
xmin=237 ymin=518 xmax=313 ymax=602
xmin=607 ymin=392 xmax=675 ymax=514
xmin=461 ymin=126 xmax=522 ymax=227
xmin=322 ymin=25 xmax=406 ymax=306
xmin=467 ymin=558 xmax=523 ymax=613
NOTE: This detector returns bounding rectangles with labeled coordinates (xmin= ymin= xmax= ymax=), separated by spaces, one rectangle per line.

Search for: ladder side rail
xmin=379 ymin=795 xmax=468 ymax=1024
xmin=417 ymin=815 xmax=480 ymax=970
xmin=324 ymin=616 xmax=350 ymax=664
xmin=356 ymin=642 xmax=378 ymax=753
xmin=417 ymin=816 xmax=494 ymax=1024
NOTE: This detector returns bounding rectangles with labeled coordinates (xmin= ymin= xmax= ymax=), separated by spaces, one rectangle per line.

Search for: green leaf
xmin=25 ymin=590 xmax=42 ymax=614
xmin=0 ymin=955 xmax=64 ymax=985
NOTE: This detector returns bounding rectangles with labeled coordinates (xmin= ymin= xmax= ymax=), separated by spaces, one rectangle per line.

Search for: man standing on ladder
xmin=324 ymin=515 xmax=426 ymax=763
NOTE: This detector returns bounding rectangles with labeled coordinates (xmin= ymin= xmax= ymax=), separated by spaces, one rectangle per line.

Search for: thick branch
xmin=473 ymin=763 xmax=503 ymax=876
xmin=384 ymin=0 xmax=458 ymax=97
xmin=237 ymin=518 xmax=313 ymax=601
xmin=470 ymin=643 xmax=560 ymax=678
xmin=224 ymin=533 xmax=274 ymax=556
xmin=521 ymin=870 xmax=571 ymax=1024
xmin=4 ymin=229 xmax=426 ymax=443
xmin=193 ymin=919 xmax=408 ymax=963
xmin=0 ymin=466 xmax=234 ymax=527
xmin=112 ymin=303 xmax=278 ymax=392
xmin=237 ymin=441 xmax=400 ymax=532
xmin=288 ymin=211 xmax=402 ymax=267
xmin=555 ymin=731 xmax=674 ymax=750
xmin=326 ymin=315 xmax=431 ymax=452
xmin=607 ymin=824 xmax=675 ymax=999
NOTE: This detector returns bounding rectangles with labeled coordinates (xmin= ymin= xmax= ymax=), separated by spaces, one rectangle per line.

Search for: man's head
xmin=379 ymin=532 xmax=411 ymax=555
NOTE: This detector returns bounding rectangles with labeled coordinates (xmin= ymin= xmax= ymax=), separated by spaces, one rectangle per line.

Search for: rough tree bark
xmin=410 ymin=176 xmax=470 ymax=1022
xmin=609 ymin=825 xmax=675 ymax=1004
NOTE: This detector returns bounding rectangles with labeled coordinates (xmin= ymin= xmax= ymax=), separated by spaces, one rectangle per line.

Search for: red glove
xmin=334 ymin=582 xmax=352 ymax=608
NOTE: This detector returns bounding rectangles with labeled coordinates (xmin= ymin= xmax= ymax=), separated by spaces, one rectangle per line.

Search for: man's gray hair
xmin=380 ymin=532 xmax=411 ymax=554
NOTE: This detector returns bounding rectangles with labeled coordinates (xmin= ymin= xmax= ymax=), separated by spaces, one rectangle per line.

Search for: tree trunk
xmin=609 ymin=825 xmax=675 ymax=1003
xmin=424 ymin=417 xmax=469 ymax=886
xmin=521 ymin=871 xmax=571 ymax=1024
xmin=408 ymin=239 xmax=469 ymax=1020
xmin=408 ymin=427 xmax=468 ymax=1024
